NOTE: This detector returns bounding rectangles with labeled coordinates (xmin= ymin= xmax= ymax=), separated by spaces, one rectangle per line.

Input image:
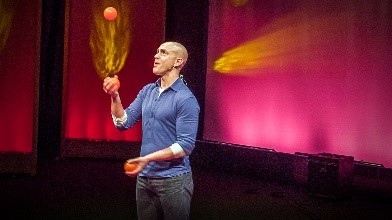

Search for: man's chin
xmin=152 ymin=66 xmax=160 ymax=72
xmin=152 ymin=68 xmax=163 ymax=76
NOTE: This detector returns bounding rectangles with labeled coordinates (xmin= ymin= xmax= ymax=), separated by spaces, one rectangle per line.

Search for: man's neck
xmin=160 ymin=71 xmax=180 ymax=90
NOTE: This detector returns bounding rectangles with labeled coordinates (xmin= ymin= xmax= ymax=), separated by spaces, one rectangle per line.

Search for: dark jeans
xmin=136 ymin=172 xmax=194 ymax=220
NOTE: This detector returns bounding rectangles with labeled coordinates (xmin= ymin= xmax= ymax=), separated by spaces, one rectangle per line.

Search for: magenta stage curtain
xmin=205 ymin=0 xmax=392 ymax=168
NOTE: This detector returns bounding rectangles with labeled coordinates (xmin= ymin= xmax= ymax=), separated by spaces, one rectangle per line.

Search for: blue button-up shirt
xmin=115 ymin=77 xmax=200 ymax=177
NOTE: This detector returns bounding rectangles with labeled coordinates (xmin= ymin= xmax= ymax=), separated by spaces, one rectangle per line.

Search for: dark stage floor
xmin=1 ymin=158 xmax=391 ymax=220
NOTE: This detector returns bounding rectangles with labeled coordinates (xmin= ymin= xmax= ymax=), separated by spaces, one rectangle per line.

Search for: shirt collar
xmin=155 ymin=77 xmax=183 ymax=92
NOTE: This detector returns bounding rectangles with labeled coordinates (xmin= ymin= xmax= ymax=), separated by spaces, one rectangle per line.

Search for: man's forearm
xmin=143 ymin=146 xmax=186 ymax=162
xmin=111 ymin=92 xmax=125 ymax=118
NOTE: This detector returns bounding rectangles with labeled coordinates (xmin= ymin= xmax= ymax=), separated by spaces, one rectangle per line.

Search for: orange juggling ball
xmin=112 ymin=77 xmax=120 ymax=89
xmin=104 ymin=7 xmax=117 ymax=21
xmin=124 ymin=161 xmax=138 ymax=172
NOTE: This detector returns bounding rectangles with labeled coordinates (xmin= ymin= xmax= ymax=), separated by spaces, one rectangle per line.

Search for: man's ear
xmin=174 ymin=58 xmax=184 ymax=68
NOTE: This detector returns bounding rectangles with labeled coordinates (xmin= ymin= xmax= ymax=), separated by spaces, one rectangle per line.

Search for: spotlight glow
xmin=0 ymin=1 xmax=13 ymax=53
xmin=90 ymin=1 xmax=131 ymax=79
xmin=213 ymin=11 xmax=356 ymax=75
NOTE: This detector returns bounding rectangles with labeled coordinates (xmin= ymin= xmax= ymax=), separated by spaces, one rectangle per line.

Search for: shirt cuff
xmin=112 ymin=111 xmax=128 ymax=125
xmin=170 ymin=143 xmax=185 ymax=156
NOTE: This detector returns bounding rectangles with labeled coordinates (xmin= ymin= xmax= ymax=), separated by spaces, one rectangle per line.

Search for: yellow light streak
xmin=90 ymin=0 xmax=130 ymax=79
xmin=230 ymin=0 xmax=249 ymax=7
xmin=213 ymin=9 xmax=355 ymax=75
xmin=0 ymin=0 xmax=14 ymax=54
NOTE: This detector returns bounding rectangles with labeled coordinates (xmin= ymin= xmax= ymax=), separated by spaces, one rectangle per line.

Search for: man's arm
xmin=103 ymin=75 xmax=125 ymax=119
xmin=146 ymin=144 xmax=186 ymax=161
xmin=124 ymin=145 xmax=186 ymax=177
xmin=110 ymin=92 xmax=125 ymax=118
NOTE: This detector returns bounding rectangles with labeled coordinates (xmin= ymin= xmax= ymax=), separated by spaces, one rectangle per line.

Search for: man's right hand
xmin=103 ymin=75 xmax=120 ymax=97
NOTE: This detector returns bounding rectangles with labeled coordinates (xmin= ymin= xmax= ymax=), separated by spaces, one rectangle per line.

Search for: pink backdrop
xmin=0 ymin=1 xmax=39 ymax=153
xmin=205 ymin=0 xmax=392 ymax=168
xmin=63 ymin=0 xmax=166 ymax=141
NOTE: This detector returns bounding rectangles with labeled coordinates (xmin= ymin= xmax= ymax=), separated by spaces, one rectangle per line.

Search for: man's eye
xmin=156 ymin=50 xmax=168 ymax=55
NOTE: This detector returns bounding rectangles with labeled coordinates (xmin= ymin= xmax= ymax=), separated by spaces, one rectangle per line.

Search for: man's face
xmin=153 ymin=43 xmax=178 ymax=76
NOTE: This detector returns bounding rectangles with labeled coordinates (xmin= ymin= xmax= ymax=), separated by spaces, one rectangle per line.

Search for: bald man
xmin=103 ymin=42 xmax=200 ymax=220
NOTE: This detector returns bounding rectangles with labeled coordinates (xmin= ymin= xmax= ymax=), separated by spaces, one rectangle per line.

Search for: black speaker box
xmin=307 ymin=153 xmax=354 ymax=199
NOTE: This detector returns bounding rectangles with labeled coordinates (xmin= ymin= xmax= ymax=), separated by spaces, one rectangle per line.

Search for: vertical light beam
xmin=89 ymin=0 xmax=131 ymax=79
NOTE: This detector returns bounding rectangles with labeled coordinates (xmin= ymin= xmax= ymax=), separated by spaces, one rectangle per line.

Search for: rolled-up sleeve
xmin=175 ymin=96 xmax=200 ymax=155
